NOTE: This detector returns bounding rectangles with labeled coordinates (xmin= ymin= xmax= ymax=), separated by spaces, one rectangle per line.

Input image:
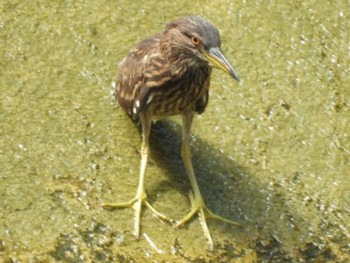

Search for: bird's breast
xmin=146 ymin=67 xmax=210 ymax=117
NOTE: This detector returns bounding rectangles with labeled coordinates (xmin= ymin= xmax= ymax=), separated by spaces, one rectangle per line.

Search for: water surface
xmin=1 ymin=0 xmax=349 ymax=262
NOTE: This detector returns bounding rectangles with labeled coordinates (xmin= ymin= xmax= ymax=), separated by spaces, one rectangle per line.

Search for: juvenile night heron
xmin=102 ymin=16 xmax=240 ymax=248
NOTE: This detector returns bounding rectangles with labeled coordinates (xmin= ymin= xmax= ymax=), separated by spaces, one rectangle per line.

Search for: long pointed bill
xmin=204 ymin=47 xmax=240 ymax=82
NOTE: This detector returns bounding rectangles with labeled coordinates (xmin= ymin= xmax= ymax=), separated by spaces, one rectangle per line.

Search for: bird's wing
xmin=116 ymin=35 xmax=173 ymax=118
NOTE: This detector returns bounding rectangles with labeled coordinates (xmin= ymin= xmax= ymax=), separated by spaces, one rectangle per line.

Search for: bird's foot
xmin=176 ymin=192 xmax=240 ymax=249
xmin=101 ymin=192 xmax=172 ymax=237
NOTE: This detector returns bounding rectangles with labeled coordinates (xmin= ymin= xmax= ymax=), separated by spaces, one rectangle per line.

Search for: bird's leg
xmin=176 ymin=111 xmax=240 ymax=249
xmin=101 ymin=113 xmax=171 ymax=237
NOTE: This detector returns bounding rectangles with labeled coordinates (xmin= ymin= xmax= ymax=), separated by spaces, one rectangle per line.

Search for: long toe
xmin=176 ymin=192 xmax=240 ymax=249
xmin=101 ymin=194 xmax=173 ymax=237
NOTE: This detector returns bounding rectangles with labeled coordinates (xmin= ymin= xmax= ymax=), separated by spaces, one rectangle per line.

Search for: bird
xmin=102 ymin=16 xmax=240 ymax=249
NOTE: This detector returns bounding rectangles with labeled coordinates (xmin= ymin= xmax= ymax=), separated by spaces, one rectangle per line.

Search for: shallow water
xmin=1 ymin=0 xmax=349 ymax=262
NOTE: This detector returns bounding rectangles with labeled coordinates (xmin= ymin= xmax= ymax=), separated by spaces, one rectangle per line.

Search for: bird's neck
xmin=161 ymin=45 xmax=206 ymax=77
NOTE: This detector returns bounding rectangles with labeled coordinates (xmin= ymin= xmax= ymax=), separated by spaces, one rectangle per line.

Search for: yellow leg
xmin=176 ymin=110 xmax=240 ymax=249
xmin=101 ymin=113 xmax=171 ymax=237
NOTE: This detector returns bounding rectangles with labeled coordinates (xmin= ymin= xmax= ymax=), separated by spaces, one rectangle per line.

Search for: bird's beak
xmin=204 ymin=47 xmax=240 ymax=82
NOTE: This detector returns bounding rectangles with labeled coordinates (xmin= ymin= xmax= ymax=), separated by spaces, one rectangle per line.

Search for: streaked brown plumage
xmin=102 ymin=16 xmax=240 ymax=249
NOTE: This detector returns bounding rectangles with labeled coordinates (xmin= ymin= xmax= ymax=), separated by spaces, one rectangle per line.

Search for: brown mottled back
xmin=115 ymin=16 xmax=214 ymax=120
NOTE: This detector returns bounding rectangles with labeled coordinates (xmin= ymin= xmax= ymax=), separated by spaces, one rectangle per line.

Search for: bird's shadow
xmin=123 ymin=117 xmax=311 ymax=257
xmin=147 ymin=120 xmax=266 ymax=232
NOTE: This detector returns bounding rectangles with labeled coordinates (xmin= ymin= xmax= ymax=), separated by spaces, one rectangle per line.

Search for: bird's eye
xmin=191 ymin=37 xmax=200 ymax=46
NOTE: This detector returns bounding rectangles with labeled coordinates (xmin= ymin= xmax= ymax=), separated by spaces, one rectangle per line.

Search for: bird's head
xmin=164 ymin=16 xmax=240 ymax=82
